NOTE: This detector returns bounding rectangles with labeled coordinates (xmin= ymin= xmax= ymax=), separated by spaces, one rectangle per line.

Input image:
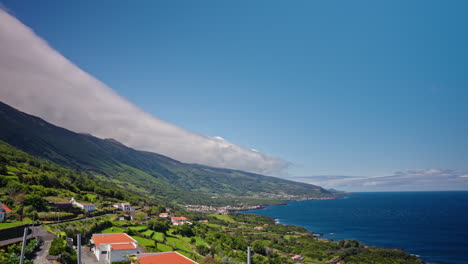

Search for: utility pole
xmin=77 ymin=234 xmax=82 ymax=264
xmin=247 ymin=246 xmax=252 ymax=264
xmin=19 ymin=227 xmax=28 ymax=264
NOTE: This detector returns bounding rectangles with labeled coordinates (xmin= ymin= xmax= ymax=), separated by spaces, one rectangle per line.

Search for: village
xmin=1 ymin=197 xmax=313 ymax=264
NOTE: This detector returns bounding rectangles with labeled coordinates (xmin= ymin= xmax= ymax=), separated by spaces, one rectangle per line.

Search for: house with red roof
xmin=171 ymin=216 xmax=190 ymax=226
xmin=70 ymin=197 xmax=96 ymax=212
xmin=254 ymin=226 xmax=264 ymax=231
xmin=0 ymin=203 xmax=12 ymax=221
xmin=131 ymin=252 xmax=198 ymax=264
xmin=159 ymin=212 xmax=169 ymax=218
xmin=90 ymin=233 xmax=138 ymax=263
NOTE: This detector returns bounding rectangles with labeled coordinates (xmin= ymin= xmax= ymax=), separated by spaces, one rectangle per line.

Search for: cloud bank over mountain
xmin=292 ymin=169 xmax=468 ymax=191
xmin=0 ymin=10 xmax=288 ymax=175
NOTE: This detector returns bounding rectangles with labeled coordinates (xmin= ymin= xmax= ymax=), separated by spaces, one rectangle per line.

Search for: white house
xmin=90 ymin=233 xmax=138 ymax=263
xmin=0 ymin=203 xmax=12 ymax=221
xmin=171 ymin=216 xmax=190 ymax=226
xmin=70 ymin=197 xmax=96 ymax=212
xmin=159 ymin=212 xmax=169 ymax=218
xmin=113 ymin=202 xmax=135 ymax=212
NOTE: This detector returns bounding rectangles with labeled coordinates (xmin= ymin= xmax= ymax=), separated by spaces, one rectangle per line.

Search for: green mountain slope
xmin=0 ymin=101 xmax=333 ymax=204
xmin=0 ymin=139 xmax=151 ymax=212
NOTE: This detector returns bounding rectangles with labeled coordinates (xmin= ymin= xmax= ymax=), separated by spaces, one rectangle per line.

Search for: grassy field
xmin=210 ymin=214 xmax=236 ymax=223
xmin=157 ymin=243 xmax=173 ymax=252
xmin=0 ymin=219 xmax=32 ymax=230
xmin=85 ymin=193 xmax=96 ymax=202
xmin=101 ymin=226 xmax=125 ymax=233
xmin=152 ymin=232 xmax=165 ymax=241
xmin=129 ymin=225 xmax=147 ymax=231
xmin=132 ymin=236 xmax=155 ymax=247
xmin=166 ymin=236 xmax=194 ymax=253
xmin=192 ymin=236 xmax=207 ymax=246
xmin=140 ymin=230 xmax=154 ymax=237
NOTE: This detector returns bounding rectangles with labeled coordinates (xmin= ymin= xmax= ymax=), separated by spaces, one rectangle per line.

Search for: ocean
xmin=243 ymin=191 xmax=468 ymax=264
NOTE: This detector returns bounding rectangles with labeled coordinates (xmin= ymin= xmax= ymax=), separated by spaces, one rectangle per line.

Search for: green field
xmin=101 ymin=226 xmax=125 ymax=233
xmin=157 ymin=243 xmax=173 ymax=252
xmin=132 ymin=236 xmax=155 ymax=247
xmin=129 ymin=225 xmax=147 ymax=231
xmin=141 ymin=230 xmax=154 ymax=237
xmin=192 ymin=236 xmax=207 ymax=246
xmin=210 ymin=214 xmax=236 ymax=223
xmin=166 ymin=236 xmax=194 ymax=252
xmin=0 ymin=219 xmax=32 ymax=230
xmin=152 ymin=232 xmax=165 ymax=241
xmin=84 ymin=193 xmax=96 ymax=202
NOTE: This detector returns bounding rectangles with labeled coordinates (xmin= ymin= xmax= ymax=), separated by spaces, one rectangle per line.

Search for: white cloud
xmin=0 ymin=10 xmax=289 ymax=175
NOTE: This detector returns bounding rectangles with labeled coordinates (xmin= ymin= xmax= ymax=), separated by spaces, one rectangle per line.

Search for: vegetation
xmin=0 ymin=139 xmax=155 ymax=223
xmin=0 ymin=100 xmax=425 ymax=264
xmin=0 ymin=238 xmax=39 ymax=264
xmin=45 ymin=212 xmax=424 ymax=264
xmin=49 ymin=237 xmax=77 ymax=263
xmin=0 ymin=101 xmax=333 ymax=206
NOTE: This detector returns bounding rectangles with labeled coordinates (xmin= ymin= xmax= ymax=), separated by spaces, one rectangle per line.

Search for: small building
xmin=159 ymin=212 xmax=169 ymax=218
xmin=0 ymin=203 xmax=12 ymax=221
xmin=113 ymin=203 xmax=135 ymax=213
xmin=70 ymin=197 xmax=96 ymax=212
xmin=131 ymin=252 xmax=198 ymax=264
xmin=171 ymin=216 xmax=189 ymax=225
xmin=254 ymin=226 xmax=264 ymax=231
xmin=90 ymin=233 xmax=138 ymax=263
xmin=292 ymin=254 xmax=304 ymax=261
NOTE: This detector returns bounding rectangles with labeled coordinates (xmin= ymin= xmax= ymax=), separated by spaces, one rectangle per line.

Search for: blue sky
xmin=1 ymin=1 xmax=467 ymax=185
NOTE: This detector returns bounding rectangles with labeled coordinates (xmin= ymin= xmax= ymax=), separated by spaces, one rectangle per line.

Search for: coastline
xmin=234 ymin=194 xmax=430 ymax=264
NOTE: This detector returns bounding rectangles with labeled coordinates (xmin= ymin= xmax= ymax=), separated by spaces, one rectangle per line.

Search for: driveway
xmin=81 ymin=246 xmax=99 ymax=264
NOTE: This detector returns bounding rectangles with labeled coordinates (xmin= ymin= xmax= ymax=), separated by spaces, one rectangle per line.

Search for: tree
xmin=134 ymin=211 xmax=147 ymax=222
xmin=148 ymin=220 xmax=170 ymax=233
xmin=197 ymin=245 xmax=210 ymax=256
xmin=173 ymin=224 xmax=194 ymax=237
xmin=24 ymin=194 xmax=47 ymax=211
xmin=252 ymin=241 xmax=266 ymax=256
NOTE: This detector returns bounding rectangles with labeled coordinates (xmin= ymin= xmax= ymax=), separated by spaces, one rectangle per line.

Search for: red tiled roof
xmin=171 ymin=217 xmax=187 ymax=221
xmin=91 ymin=233 xmax=136 ymax=247
xmin=111 ymin=243 xmax=137 ymax=250
xmin=1 ymin=203 xmax=12 ymax=212
xmin=136 ymin=252 xmax=198 ymax=264
xmin=77 ymin=202 xmax=94 ymax=205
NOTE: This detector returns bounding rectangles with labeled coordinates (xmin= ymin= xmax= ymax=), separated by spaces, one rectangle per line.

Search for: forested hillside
xmin=0 ymin=101 xmax=333 ymax=205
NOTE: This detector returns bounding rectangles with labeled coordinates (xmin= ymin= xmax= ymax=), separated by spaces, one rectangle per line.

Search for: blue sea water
xmin=243 ymin=191 xmax=468 ymax=264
